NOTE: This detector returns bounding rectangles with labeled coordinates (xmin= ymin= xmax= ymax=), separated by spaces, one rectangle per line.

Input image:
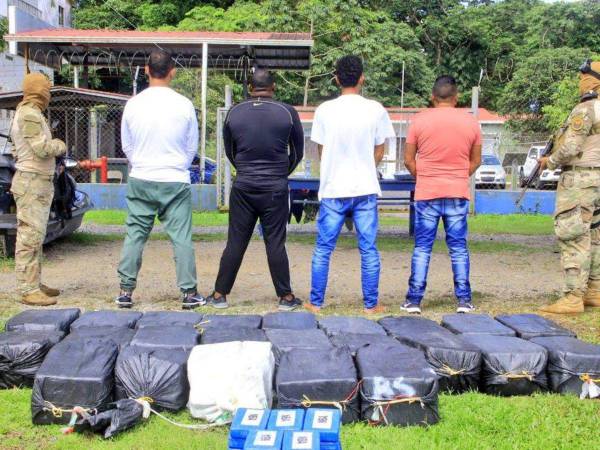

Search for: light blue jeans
xmin=310 ymin=195 xmax=380 ymax=309
xmin=406 ymin=198 xmax=471 ymax=304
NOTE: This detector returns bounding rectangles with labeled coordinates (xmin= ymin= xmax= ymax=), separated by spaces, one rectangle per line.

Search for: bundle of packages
xmin=31 ymin=339 xmax=119 ymax=424
xmin=283 ymin=431 xmax=320 ymax=450
xmin=73 ymin=399 xmax=144 ymax=439
xmin=441 ymin=314 xmax=516 ymax=337
xmin=262 ymin=312 xmax=317 ymax=330
xmin=135 ymin=311 xmax=203 ymax=329
xmin=529 ymin=336 xmax=600 ymax=398
xmin=200 ymin=327 xmax=267 ymax=344
xmin=198 ymin=314 xmax=263 ymax=331
xmin=188 ymin=341 xmax=274 ymax=423
xmin=129 ymin=326 xmax=199 ymax=352
xmin=276 ymin=347 xmax=360 ymax=423
xmin=115 ymin=346 xmax=190 ymax=411
xmin=303 ymin=408 xmax=342 ymax=450
xmin=5 ymin=308 xmax=80 ymax=333
xmin=244 ymin=430 xmax=284 ymax=450
xmin=265 ymin=329 xmax=332 ymax=366
xmin=0 ymin=330 xmax=64 ymax=388
xmin=495 ymin=314 xmax=576 ymax=340
xmin=329 ymin=333 xmax=399 ymax=357
xmin=356 ymin=343 xmax=440 ymax=426
xmin=63 ymin=326 xmax=135 ymax=349
xmin=229 ymin=407 xmax=270 ymax=449
xmin=318 ymin=316 xmax=386 ymax=337
xmin=462 ymin=335 xmax=548 ymax=396
xmin=379 ymin=316 xmax=481 ymax=393
xmin=70 ymin=310 xmax=142 ymax=330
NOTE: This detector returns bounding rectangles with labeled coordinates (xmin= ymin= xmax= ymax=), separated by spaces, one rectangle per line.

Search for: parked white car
xmin=475 ymin=154 xmax=506 ymax=189
xmin=519 ymin=145 xmax=561 ymax=189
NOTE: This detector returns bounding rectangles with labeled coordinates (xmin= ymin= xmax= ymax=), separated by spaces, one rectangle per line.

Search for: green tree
xmin=541 ymin=76 xmax=580 ymax=131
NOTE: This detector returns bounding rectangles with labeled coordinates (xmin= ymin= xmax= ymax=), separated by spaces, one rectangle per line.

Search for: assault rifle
xmin=515 ymin=137 xmax=553 ymax=207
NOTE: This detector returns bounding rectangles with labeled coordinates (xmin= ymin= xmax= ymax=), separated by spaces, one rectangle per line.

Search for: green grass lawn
xmin=84 ymin=210 xmax=229 ymax=227
xmin=0 ymin=388 xmax=597 ymax=450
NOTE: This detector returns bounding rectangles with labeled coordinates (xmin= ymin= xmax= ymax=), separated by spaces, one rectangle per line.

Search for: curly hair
xmin=335 ymin=55 xmax=364 ymax=88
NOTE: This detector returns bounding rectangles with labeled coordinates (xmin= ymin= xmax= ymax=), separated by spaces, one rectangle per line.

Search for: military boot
xmin=539 ymin=293 xmax=584 ymax=314
xmin=583 ymin=289 xmax=600 ymax=307
xmin=21 ymin=290 xmax=57 ymax=307
xmin=40 ymin=284 xmax=60 ymax=297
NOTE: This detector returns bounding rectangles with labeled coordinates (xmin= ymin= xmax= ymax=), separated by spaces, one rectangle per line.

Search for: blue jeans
xmin=310 ymin=195 xmax=380 ymax=309
xmin=406 ymin=198 xmax=471 ymax=304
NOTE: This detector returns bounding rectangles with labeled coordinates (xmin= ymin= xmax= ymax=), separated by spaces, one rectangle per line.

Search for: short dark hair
xmin=251 ymin=68 xmax=275 ymax=90
xmin=335 ymin=55 xmax=363 ymax=88
xmin=147 ymin=49 xmax=175 ymax=79
xmin=432 ymin=75 xmax=458 ymax=100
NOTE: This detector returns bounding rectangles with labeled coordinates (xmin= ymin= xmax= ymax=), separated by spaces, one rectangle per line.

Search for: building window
xmin=58 ymin=6 xmax=65 ymax=26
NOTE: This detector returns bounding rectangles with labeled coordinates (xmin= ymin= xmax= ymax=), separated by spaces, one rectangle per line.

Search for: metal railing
xmin=8 ymin=0 xmax=42 ymax=19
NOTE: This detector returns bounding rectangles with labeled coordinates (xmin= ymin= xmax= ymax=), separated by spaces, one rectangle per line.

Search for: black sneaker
xmin=278 ymin=295 xmax=303 ymax=311
xmin=400 ymin=301 xmax=421 ymax=314
xmin=456 ymin=300 xmax=475 ymax=314
xmin=115 ymin=292 xmax=133 ymax=309
xmin=205 ymin=293 xmax=229 ymax=309
xmin=182 ymin=292 xmax=206 ymax=310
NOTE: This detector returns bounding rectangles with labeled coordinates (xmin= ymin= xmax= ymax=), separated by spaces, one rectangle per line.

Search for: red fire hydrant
xmin=78 ymin=156 xmax=108 ymax=183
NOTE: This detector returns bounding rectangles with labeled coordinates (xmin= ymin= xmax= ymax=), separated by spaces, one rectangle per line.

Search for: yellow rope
xmin=43 ymin=401 xmax=92 ymax=418
xmin=371 ymin=397 xmax=422 ymax=407
xmin=193 ymin=320 xmax=211 ymax=334
xmin=499 ymin=371 xmax=534 ymax=381
xmin=580 ymin=374 xmax=600 ymax=384
xmin=300 ymin=395 xmax=345 ymax=411
xmin=440 ymin=364 xmax=466 ymax=376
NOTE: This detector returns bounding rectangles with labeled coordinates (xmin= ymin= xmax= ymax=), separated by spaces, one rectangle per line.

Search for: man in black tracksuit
xmin=205 ymin=69 xmax=304 ymax=310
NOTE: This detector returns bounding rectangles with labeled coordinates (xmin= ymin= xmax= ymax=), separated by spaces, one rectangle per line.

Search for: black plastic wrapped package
xmin=63 ymin=327 xmax=135 ymax=349
xmin=530 ymin=336 xmax=600 ymax=396
xmin=130 ymin=326 xmax=199 ymax=352
xmin=276 ymin=347 xmax=360 ymax=423
xmin=441 ymin=314 xmax=516 ymax=337
xmin=329 ymin=333 xmax=399 ymax=357
xmin=135 ymin=311 xmax=203 ymax=329
xmin=199 ymin=314 xmax=263 ymax=330
xmin=379 ymin=316 xmax=482 ymax=393
xmin=262 ymin=312 xmax=317 ymax=330
xmin=200 ymin=327 xmax=267 ymax=344
xmin=318 ymin=317 xmax=386 ymax=337
xmin=266 ymin=329 xmax=332 ymax=365
xmin=115 ymin=346 xmax=189 ymax=411
xmin=0 ymin=331 xmax=64 ymax=388
xmin=495 ymin=314 xmax=576 ymax=340
xmin=356 ymin=343 xmax=440 ymax=426
xmin=70 ymin=311 xmax=142 ymax=331
xmin=462 ymin=335 xmax=548 ymax=396
xmin=31 ymin=339 xmax=119 ymax=424
xmin=5 ymin=308 xmax=80 ymax=333
xmin=74 ymin=399 xmax=144 ymax=439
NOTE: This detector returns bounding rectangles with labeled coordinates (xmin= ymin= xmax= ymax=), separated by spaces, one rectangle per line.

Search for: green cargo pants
xmin=118 ymin=177 xmax=197 ymax=294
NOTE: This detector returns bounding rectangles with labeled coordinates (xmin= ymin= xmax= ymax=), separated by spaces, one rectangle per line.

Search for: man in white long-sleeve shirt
xmin=116 ymin=49 xmax=204 ymax=310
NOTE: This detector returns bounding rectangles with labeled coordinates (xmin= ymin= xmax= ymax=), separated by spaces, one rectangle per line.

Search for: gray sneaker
xmin=182 ymin=292 xmax=206 ymax=310
xmin=205 ymin=293 xmax=229 ymax=309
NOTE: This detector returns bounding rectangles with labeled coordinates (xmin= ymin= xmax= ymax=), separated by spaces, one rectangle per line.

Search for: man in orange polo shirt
xmin=402 ymin=76 xmax=482 ymax=314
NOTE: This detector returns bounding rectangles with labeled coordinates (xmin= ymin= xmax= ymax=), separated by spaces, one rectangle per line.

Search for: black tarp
xmin=276 ymin=347 xmax=360 ymax=423
xmin=63 ymin=327 xmax=135 ymax=349
xmin=495 ymin=314 xmax=576 ymax=340
xmin=262 ymin=312 xmax=317 ymax=330
xmin=441 ymin=314 xmax=516 ymax=337
xmin=199 ymin=314 xmax=263 ymax=331
xmin=5 ymin=309 xmax=80 ymax=333
xmin=135 ymin=311 xmax=203 ymax=329
xmin=265 ymin=329 xmax=332 ymax=365
xmin=329 ymin=333 xmax=399 ymax=357
xmin=379 ymin=317 xmax=482 ymax=393
xmin=32 ymin=339 xmax=119 ymax=424
xmin=115 ymin=346 xmax=189 ymax=411
xmin=129 ymin=326 xmax=199 ymax=352
xmin=530 ymin=336 xmax=600 ymax=396
xmin=318 ymin=317 xmax=386 ymax=337
xmin=70 ymin=311 xmax=142 ymax=331
xmin=200 ymin=327 xmax=267 ymax=344
xmin=0 ymin=331 xmax=64 ymax=388
xmin=74 ymin=399 xmax=144 ymax=439
xmin=462 ymin=335 xmax=548 ymax=396
xmin=356 ymin=343 xmax=440 ymax=426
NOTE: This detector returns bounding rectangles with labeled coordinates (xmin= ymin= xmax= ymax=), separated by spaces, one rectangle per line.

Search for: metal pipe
xmin=200 ymin=42 xmax=208 ymax=183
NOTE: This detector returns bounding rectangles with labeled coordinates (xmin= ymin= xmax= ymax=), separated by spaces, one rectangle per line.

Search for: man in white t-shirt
xmin=115 ymin=49 xmax=204 ymax=310
xmin=306 ymin=55 xmax=395 ymax=315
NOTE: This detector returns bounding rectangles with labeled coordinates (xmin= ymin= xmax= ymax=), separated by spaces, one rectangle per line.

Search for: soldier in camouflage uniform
xmin=10 ymin=73 xmax=66 ymax=306
xmin=539 ymin=60 xmax=600 ymax=314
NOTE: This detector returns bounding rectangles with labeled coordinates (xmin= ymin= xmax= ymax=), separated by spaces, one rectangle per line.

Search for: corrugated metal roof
xmin=0 ymin=86 xmax=130 ymax=109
